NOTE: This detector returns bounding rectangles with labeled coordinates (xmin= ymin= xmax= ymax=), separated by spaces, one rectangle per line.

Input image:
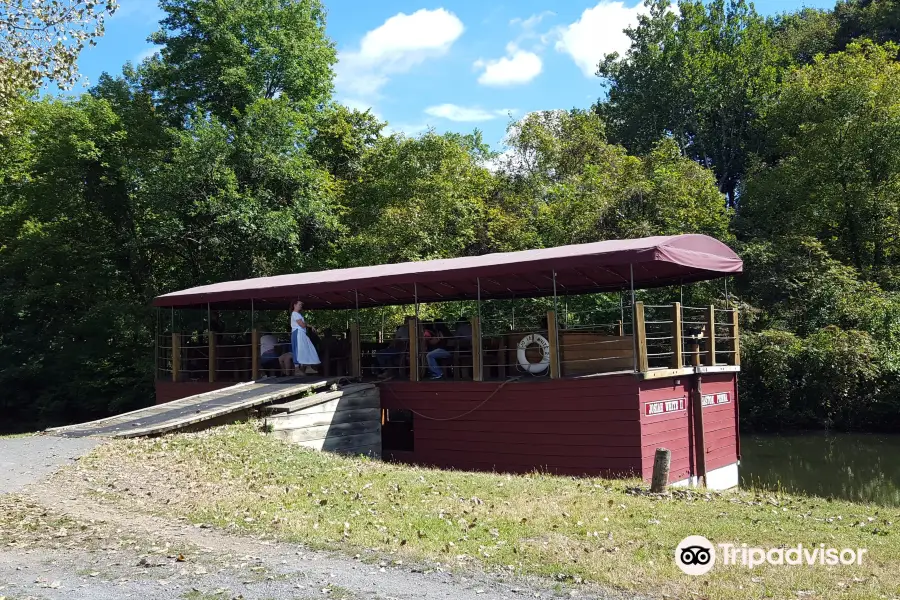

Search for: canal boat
xmin=152 ymin=234 xmax=743 ymax=489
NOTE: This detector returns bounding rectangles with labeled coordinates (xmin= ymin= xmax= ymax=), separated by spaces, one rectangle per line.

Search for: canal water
xmin=740 ymin=432 xmax=900 ymax=506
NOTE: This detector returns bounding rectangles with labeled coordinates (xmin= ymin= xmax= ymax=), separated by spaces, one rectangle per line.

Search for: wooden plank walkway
xmin=48 ymin=377 xmax=344 ymax=439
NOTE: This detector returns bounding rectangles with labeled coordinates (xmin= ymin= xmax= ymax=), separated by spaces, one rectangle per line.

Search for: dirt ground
xmin=0 ymin=436 xmax=635 ymax=600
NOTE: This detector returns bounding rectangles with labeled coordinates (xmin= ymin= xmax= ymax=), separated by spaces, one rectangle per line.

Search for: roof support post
xmin=171 ymin=331 xmax=180 ymax=383
xmin=351 ymin=290 xmax=361 ymax=378
xmin=155 ymin=307 xmax=159 ymax=381
xmin=471 ymin=315 xmax=482 ymax=382
xmin=414 ymin=282 xmax=419 ymax=320
xmin=630 ymin=264 xmax=637 ymax=372
xmin=251 ymin=329 xmax=260 ymax=380
xmin=476 ymin=277 xmax=483 ymax=382
xmin=619 ymin=291 xmax=624 ymax=332
xmin=408 ymin=316 xmax=419 ymax=382
xmin=552 ymin=269 xmax=558 ymax=316
xmin=208 ymin=303 xmax=216 ymax=383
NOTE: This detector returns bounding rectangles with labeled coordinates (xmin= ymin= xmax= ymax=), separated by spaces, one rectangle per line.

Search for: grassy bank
xmin=70 ymin=424 xmax=898 ymax=599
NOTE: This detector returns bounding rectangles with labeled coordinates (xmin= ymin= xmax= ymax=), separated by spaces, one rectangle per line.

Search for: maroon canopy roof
xmin=153 ymin=234 xmax=742 ymax=310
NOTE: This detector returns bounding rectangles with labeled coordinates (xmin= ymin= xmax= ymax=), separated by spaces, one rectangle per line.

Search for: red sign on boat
xmin=644 ymin=398 xmax=686 ymax=416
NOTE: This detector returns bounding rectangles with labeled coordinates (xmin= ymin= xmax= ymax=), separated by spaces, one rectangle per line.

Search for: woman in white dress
xmin=290 ymin=300 xmax=321 ymax=375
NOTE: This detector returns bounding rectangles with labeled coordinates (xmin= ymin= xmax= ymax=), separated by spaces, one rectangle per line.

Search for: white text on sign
xmin=645 ymin=398 xmax=686 ymax=416
xmin=701 ymin=392 xmax=730 ymax=407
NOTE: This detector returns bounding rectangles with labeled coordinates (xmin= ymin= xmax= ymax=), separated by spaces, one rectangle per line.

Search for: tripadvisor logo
xmin=675 ymin=536 xmax=868 ymax=575
xmin=676 ymin=536 xmax=716 ymax=575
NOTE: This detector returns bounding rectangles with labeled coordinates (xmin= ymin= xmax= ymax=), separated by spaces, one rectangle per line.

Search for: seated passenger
xmin=426 ymin=320 xmax=453 ymax=380
xmin=259 ymin=333 xmax=282 ymax=375
xmin=376 ymin=320 xmax=410 ymax=379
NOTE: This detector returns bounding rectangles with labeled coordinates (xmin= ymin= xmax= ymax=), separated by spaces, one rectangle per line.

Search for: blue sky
xmin=72 ymin=0 xmax=835 ymax=149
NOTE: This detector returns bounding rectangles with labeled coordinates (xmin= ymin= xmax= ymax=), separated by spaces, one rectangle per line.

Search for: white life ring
xmin=517 ymin=333 xmax=551 ymax=374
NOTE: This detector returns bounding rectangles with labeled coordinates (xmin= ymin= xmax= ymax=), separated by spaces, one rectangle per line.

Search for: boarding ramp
xmin=48 ymin=377 xmax=344 ymax=439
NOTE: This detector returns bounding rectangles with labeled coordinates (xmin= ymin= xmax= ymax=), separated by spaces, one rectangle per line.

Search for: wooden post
xmin=208 ymin=330 xmax=216 ymax=383
xmin=408 ymin=316 xmax=419 ymax=382
xmin=705 ymin=305 xmax=716 ymax=367
xmin=729 ymin=308 xmax=740 ymax=366
xmin=691 ymin=376 xmax=707 ymax=487
xmin=671 ymin=302 xmax=683 ymax=369
xmin=322 ymin=330 xmax=332 ymax=376
xmin=471 ymin=316 xmax=482 ymax=382
xmin=349 ymin=321 xmax=361 ymax=378
xmin=650 ymin=448 xmax=672 ymax=493
xmin=617 ymin=319 xmax=624 ymax=337
xmin=171 ymin=332 xmax=180 ymax=382
xmin=251 ymin=328 xmax=260 ymax=380
xmin=547 ymin=310 xmax=560 ymax=379
xmin=634 ymin=301 xmax=649 ymax=373
xmin=689 ymin=336 xmax=701 ymax=367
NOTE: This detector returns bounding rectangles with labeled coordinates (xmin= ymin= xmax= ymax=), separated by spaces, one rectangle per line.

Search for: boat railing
xmin=156 ymin=303 xmax=740 ymax=384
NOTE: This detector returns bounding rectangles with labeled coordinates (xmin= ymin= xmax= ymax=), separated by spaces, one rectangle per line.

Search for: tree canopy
xmin=4 ymin=0 xmax=900 ymax=433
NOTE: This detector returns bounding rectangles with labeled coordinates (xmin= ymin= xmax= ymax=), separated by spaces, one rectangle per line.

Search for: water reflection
xmin=740 ymin=432 xmax=900 ymax=507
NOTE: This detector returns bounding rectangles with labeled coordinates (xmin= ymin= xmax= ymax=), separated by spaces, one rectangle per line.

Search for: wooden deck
xmin=48 ymin=376 xmax=344 ymax=438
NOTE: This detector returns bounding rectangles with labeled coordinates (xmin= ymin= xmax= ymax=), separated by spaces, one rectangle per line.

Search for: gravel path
xmin=0 ymin=438 xmax=640 ymax=600
xmin=0 ymin=435 xmax=101 ymax=493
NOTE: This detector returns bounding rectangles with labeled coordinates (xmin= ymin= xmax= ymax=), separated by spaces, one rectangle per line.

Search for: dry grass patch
xmin=66 ymin=423 xmax=900 ymax=600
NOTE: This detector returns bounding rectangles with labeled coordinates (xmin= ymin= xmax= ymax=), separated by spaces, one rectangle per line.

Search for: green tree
xmin=770 ymin=8 xmax=839 ymax=65
xmin=0 ymin=0 xmax=117 ymax=131
xmin=337 ymin=130 xmax=495 ymax=265
xmin=596 ymin=0 xmax=787 ymax=204
xmin=0 ymin=90 xmax=168 ymax=428
xmin=143 ymin=0 xmax=336 ymax=125
xmin=834 ymin=0 xmax=900 ymax=49
xmin=740 ymin=41 xmax=900 ymax=287
xmin=495 ymin=110 xmax=731 ymax=248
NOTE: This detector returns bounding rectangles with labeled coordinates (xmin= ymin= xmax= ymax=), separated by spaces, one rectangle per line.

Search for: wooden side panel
xmin=155 ymin=380 xmax=241 ymax=404
xmin=380 ymin=376 xmax=642 ymax=477
xmin=266 ymin=387 xmax=382 ymax=458
xmin=695 ymin=373 xmax=739 ymax=473
xmin=559 ymin=332 xmax=633 ymax=375
xmin=638 ymin=373 xmax=738 ymax=484
xmin=638 ymin=376 xmax=692 ymax=483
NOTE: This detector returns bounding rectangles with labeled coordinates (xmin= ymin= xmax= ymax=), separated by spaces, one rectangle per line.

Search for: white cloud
xmin=384 ymin=122 xmax=430 ymax=137
xmin=555 ymin=1 xmax=655 ymax=77
xmin=424 ymin=104 xmax=515 ymax=123
xmin=342 ymin=98 xmax=377 ymax=113
xmin=510 ymin=11 xmax=555 ymax=29
xmin=474 ymin=44 xmax=542 ymax=87
xmin=133 ymin=46 xmax=160 ymax=64
xmin=335 ymin=8 xmax=464 ymax=99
